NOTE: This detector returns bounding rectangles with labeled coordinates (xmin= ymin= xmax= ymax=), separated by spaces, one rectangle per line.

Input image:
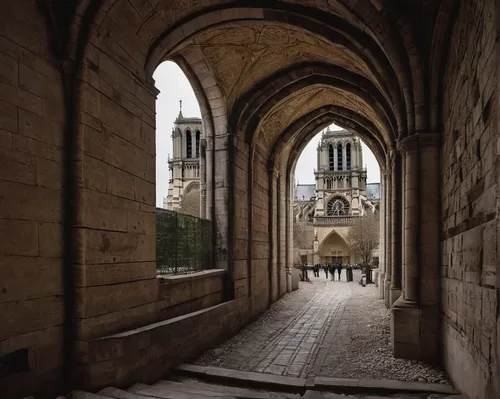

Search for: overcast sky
xmin=153 ymin=61 xmax=380 ymax=207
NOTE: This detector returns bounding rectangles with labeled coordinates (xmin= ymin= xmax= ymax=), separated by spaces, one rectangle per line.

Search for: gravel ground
xmin=194 ymin=278 xmax=451 ymax=385
xmin=319 ymin=282 xmax=451 ymax=384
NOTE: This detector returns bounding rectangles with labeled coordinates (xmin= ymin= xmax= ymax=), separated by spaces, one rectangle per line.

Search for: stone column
xmin=358 ymin=145 xmax=363 ymax=169
xmin=384 ymin=167 xmax=392 ymax=308
xmin=199 ymin=138 xmax=207 ymax=219
xmin=390 ymin=152 xmax=402 ymax=304
xmin=286 ymin=172 xmax=294 ymax=292
xmin=333 ymin=142 xmax=338 ymax=171
xmin=391 ymin=133 xmax=440 ymax=363
xmin=342 ymin=143 xmax=347 ymax=170
xmin=352 ymin=143 xmax=358 ymax=169
xmin=378 ymin=170 xmax=385 ymax=299
xmin=417 ymin=134 xmax=440 ymax=363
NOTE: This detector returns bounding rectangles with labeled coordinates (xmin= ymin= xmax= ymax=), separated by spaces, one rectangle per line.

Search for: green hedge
xmin=156 ymin=208 xmax=212 ymax=275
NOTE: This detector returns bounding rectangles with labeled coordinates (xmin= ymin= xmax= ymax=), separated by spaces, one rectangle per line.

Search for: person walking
xmin=337 ymin=263 xmax=342 ymax=281
xmin=323 ymin=264 xmax=328 ymax=279
xmin=329 ymin=264 xmax=335 ymax=281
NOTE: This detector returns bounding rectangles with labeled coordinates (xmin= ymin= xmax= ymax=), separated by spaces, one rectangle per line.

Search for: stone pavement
xmin=195 ymin=272 xmax=449 ymax=383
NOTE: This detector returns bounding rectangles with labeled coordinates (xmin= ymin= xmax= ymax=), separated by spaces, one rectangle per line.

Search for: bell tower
xmin=314 ymin=127 xmax=367 ymax=218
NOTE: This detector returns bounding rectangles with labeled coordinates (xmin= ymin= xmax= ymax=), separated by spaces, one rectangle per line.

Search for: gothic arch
xmin=143 ymin=7 xmax=410 ymax=128
xmin=317 ymin=230 xmax=351 ymax=257
xmin=233 ymin=62 xmax=399 ymax=148
xmin=272 ymin=105 xmax=387 ymax=169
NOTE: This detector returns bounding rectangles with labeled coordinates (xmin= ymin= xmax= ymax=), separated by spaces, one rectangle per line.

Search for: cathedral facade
xmin=293 ymin=127 xmax=380 ymax=266
xmin=164 ymin=105 xmax=203 ymax=217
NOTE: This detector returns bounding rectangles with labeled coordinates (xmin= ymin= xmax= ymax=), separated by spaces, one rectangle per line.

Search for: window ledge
xmin=157 ymin=269 xmax=226 ymax=285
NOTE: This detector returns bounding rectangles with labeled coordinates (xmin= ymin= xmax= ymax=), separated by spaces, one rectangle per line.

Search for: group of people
xmin=305 ymin=263 xmax=355 ymax=282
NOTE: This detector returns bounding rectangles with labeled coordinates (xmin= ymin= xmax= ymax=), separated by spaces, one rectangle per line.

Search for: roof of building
xmin=175 ymin=116 xmax=202 ymax=125
xmin=322 ymin=126 xmax=353 ymax=137
xmin=366 ymin=183 xmax=380 ymax=200
xmin=295 ymin=184 xmax=316 ymax=201
xmin=174 ymin=99 xmax=202 ymax=125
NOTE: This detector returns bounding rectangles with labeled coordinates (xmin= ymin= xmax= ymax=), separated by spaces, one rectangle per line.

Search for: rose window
xmin=326 ymin=196 xmax=349 ymax=216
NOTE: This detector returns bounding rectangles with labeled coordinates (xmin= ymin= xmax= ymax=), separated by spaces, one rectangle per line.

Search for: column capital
xmin=397 ymin=133 xmax=440 ymax=153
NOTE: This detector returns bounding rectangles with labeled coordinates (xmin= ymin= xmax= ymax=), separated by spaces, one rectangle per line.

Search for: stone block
xmin=38 ymin=222 xmax=62 ymax=258
xmin=18 ymin=63 xmax=61 ymax=104
xmin=83 ymin=229 xmax=155 ymax=264
xmin=35 ymin=157 xmax=61 ymax=189
xmin=19 ymin=108 xmax=62 ymax=146
xmin=0 ymin=218 xmax=38 ymax=256
xmin=0 ymin=256 xmax=61 ymax=302
xmin=0 ymin=296 xmax=63 ymax=341
xmin=106 ymin=165 xmax=136 ymax=200
xmin=76 ymin=301 xmax=159 ymax=341
xmin=83 ymin=154 xmax=107 ymax=193
xmin=42 ymin=99 xmax=64 ymax=123
xmin=0 ymin=52 xmax=18 ymax=86
xmin=81 ymin=262 xmax=156 ymax=287
xmin=12 ymin=134 xmax=61 ymax=162
xmin=0 ymin=127 xmax=12 ymax=148
xmin=134 ymin=176 xmax=155 ymax=204
xmin=76 ymin=278 xmax=158 ymax=318
xmin=391 ymin=306 xmax=420 ymax=346
xmin=79 ymin=188 xmax=138 ymax=230
xmin=0 ymin=146 xmax=35 ymax=184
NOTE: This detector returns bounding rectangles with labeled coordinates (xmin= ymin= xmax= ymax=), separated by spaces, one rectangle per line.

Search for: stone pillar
xmin=384 ymin=167 xmax=393 ymax=308
xmin=391 ymin=133 xmax=440 ymax=363
xmin=342 ymin=143 xmax=347 ymax=170
xmin=390 ymin=152 xmax=402 ymax=304
xmin=200 ymin=138 xmax=207 ymax=219
xmin=417 ymin=134 xmax=440 ymax=363
xmin=378 ymin=170 xmax=385 ymax=299
xmin=358 ymin=145 xmax=363 ymax=169
xmin=286 ymin=172 xmax=294 ymax=292
xmin=352 ymin=143 xmax=358 ymax=169
xmin=333 ymin=142 xmax=338 ymax=171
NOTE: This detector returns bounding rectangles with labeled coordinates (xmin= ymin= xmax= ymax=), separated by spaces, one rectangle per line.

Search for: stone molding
xmin=397 ymin=133 xmax=440 ymax=153
xmin=157 ymin=269 xmax=226 ymax=285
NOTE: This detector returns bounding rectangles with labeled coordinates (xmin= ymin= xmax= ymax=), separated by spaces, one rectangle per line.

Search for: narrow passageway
xmin=194 ymin=272 xmax=450 ymax=383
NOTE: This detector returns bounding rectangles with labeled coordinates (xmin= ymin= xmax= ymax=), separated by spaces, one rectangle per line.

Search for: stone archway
xmin=318 ymin=229 xmax=354 ymax=264
xmin=1 ymin=1 xmax=498 ymax=399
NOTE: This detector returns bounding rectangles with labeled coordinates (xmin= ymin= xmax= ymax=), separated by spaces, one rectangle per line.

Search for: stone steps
xmin=71 ymin=364 xmax=462 ymax=399
xmin=72 ymin=378 xmax=300 ymax=399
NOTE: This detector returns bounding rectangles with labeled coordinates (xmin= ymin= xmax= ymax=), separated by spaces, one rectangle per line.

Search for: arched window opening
xmin=327 ymin=178 xmax=332 ymax=190
xmin=153 ymin=60 xmax=206 ymax=277
xmin=196 ymin=131 xmax=201 ymax=158
xmin=346 ymin=143 xmax=351 ymax=170
xmin=326 ymin=196 xmax=350 ymax=216
xmin=337 ymin=143 xmax=343 ymax=171
xmin=186 ymin=130 xmax=192 ymax=158
xmin=328 ymin=144 xmax=334 ymax=170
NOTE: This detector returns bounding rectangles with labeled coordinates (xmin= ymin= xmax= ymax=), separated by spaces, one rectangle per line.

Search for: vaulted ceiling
xmin=87 ymin=0 xmax=456 ymax=168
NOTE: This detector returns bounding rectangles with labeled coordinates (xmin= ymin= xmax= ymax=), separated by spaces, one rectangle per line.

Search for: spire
xmin=176 ymin=99 xmax=184 ymax=121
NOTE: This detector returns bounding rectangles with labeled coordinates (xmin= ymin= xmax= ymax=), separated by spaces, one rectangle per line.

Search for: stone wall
xmin=75 ymin=297 xmax=246 ymax=391
xmin=0 ymin=2 xmax=65 ymax=397
xmin=440 ymin=1 xmax=499 ymax=398
xmin=251 ymin=148 xmax=271 ymax=317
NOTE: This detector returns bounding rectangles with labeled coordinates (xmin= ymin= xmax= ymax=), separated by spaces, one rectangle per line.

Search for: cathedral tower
xmin=164 ymin=101 xmax=203 ymax=215
xmin=314 ymin=127 xmax=367 ymax=219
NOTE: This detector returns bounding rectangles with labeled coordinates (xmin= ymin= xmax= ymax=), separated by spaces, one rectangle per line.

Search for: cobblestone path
xmin=195 ymin=272 xmax=449 ymax=384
